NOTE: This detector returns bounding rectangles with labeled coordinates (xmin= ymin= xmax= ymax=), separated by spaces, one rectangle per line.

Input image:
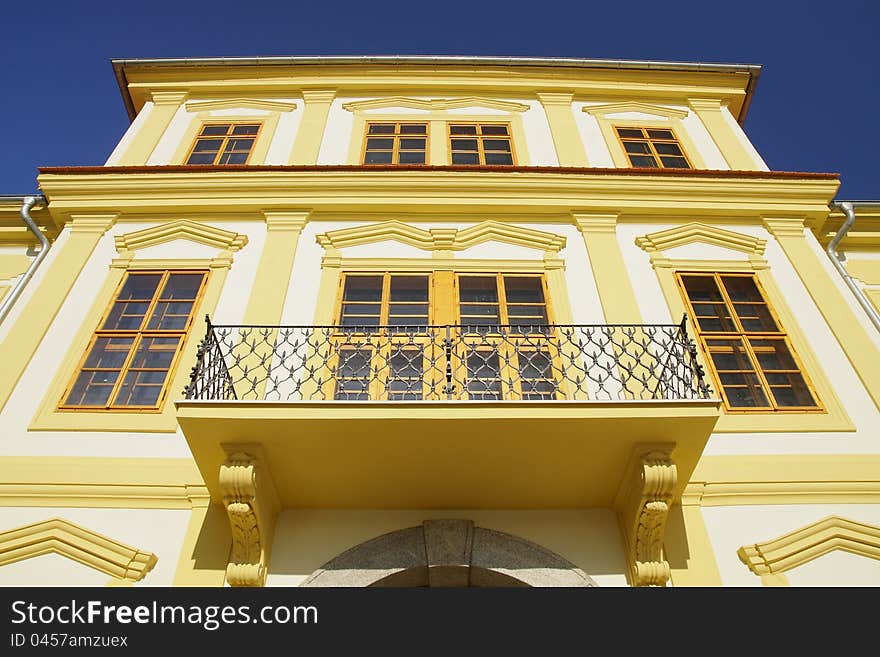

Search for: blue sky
xmin=2 ymin=0 xmax=877 ymax=198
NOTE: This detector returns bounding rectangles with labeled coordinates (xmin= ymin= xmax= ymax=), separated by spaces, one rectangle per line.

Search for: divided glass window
xmin=677 ymin=272 xmax=819 ymax=411
xmin=449 ymin=124 xmax=514 ymax=165
xmin=185 ymin=123 xmax=261 ymax=165
xmin=363 ymin=123 xmax=428 ymax=164
xmin=61 ymin=270 xmax=207 ymax=410
xmin=615 ymin=127 xmax=691 ymax=169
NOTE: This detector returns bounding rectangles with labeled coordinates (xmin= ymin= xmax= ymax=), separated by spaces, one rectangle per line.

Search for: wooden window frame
xmin=361 ymin=122 xmax=430 ymax=165
xmin=447 ymin=122 xmax=517 ymax=166
xmin=58 ymin=269 xmax=209 ymax=412
xmin=614 ymin=126 xmax=692 ymax=169
xmin=454 ymin=273 xmax=559 ymax=401
xmin=676 ymin=271 xmax=822 ymax=413
xmin=184 ymin=122 xmax=263 ymax=166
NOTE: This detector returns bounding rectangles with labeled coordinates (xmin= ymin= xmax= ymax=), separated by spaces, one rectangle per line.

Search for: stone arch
xmin=300 ymin=520 xmax=597 ymax=587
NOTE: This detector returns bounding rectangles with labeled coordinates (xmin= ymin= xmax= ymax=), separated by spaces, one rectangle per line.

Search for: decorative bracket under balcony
xmin=219 ymin=446 xmax=280 ymax=587
xmin=615 ymin=444 xmax=677 ymax=587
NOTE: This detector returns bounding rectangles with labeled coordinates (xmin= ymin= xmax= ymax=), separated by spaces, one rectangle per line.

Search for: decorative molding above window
xmin=635 ymin=222 xmax=766 ymax=257
xmin=582 ymin=102 xmax=689 ymax=120
xmin=316 ymin=220 xmax=565 ymax=256
xmin=185 ymin=98 xmax=298 ymax=113
xmin=342 ymin=96 xmax=531 ymax=114
xmin=0 ymin=518 xmax=158 ymax=583
xmin=114 ymin=219 xmax=249 ymax=258
xmin=738 ymin=515 xmax=880 ymax=586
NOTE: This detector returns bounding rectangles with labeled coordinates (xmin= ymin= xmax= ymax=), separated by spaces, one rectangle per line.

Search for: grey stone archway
xmin=300 ymin=520 xmax=598 ymax=587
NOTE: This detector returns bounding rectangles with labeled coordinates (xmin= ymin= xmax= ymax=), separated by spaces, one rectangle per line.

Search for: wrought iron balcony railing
xmin=183 ymin=317 xmax=711 ymax=402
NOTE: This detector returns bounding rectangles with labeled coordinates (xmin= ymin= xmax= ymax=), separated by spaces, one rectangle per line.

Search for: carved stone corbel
xmin=219 ymin=446 xmax=279 ymax=587
xmin=614 ymin=444 xmax=677 ymax=587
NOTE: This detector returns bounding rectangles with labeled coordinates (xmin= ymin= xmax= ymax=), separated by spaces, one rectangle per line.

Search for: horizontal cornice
xmin=37 ymin=166 xmax=840 ymax=225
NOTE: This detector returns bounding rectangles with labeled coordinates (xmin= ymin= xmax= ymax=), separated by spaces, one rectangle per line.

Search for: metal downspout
xmin=827 ymin=201 xmax=880 ymax=333
xmin=0 ymin=195 xmax=49 ymax=325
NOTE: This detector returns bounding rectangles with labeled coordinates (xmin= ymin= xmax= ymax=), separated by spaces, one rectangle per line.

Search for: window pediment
xmin=343 ymin=97 xmax=530 ymax=114
xmin=114 ymin=220 xmax=248 ymax=256
xmin=185 ymin=98 xmax=297 ymax=113
xmin=635 ymin=222 xmax=766 ymax=257
xmin=583 ymin=102 xmax=688 ymax=120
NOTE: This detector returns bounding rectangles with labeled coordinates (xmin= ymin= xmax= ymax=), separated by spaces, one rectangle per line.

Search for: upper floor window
xmin=449 ymin=123 xmax=514 ymax=165
xmin=677 ymin=272 xmax=819 ymax=411
xmin=457 ymin=274 xmax=548 ymax=328
xmin=338 ymin=273 xmax=430 ymax=326
xmin=185 ymin=123 xmax=261 ymax=165
xmin=60 ymin=270 xmax=208 ymax=410
xmin=363 ymin=123 xmax=428 ymax=164
xmin=615 ymin=127 xmax=691 ymax=169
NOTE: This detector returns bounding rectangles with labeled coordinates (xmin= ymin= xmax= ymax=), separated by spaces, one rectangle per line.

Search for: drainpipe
xmin=0 ymin=195 xmax=50 ymax=326
xmin=827 ymin=201 xmax=880 ymax=333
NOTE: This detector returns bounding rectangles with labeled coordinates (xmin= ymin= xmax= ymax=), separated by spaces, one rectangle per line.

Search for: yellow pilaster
xmin=243 ymin=211 xmax=310 ymax=323
xmin=537 ymin=92 xmax=589 ymax=167
xmin=665 ymin=489 xmax=723 ymax=586
xmin=116 ymin=91 xmax=188 ymax=166
xmin=172 ymin=502 xmax=231 ymax=587
xmin=763 ymin=217 xmax=880 ymax=411
xmin=572 ymin=212 xmax=641 ymax=323
xmin=0 ymin=213 xmax=117 ymax=412
xmin=429 ymin=119 xmax=447 ymax=165
xmin=688 ymin=98 xmax=757 ymax=171
xmin=289 ymin=89 xmax=337 ymax=164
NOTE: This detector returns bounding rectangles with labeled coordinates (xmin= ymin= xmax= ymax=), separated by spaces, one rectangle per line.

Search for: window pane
xmin=654 ymin=142 xmax=683 ymax=156
xmin=390 ymin=276 xmax=428 ymax=302
xmin=399 ymin=138 xmax=426 ymax=150
xmin=399 ymin=124 xmax=427 ymax=134
xmin=127 ymin=336 xmax=180 ymax=370
xmin=191 ymin=139 xmax=223 ymax=153
xmin=388 ymin=303 xmax=429 ymax=316
xmin=116 ymin=274 xmax=162 ymax=301
xmin=231 ymin=125 xmax=260 ymax=136
xmin=224 ymin=138 xmax=254 ymax=153
xmin=466 ymin=351 xmax=501 ymax=399
xmin=484 ymin=153 xmax=513 ymax=165
xmin=200 ymin=125 xmax=230 ymax=136
xmin=160 ymin=273 xmax=205 ymax=300
xmin=504 ymin=277 xmax=544 ymax=303
xmin=104 ymin=302 xmax=150 ymax=330
xmin=340 ymin=316 xmax=380 ymax=327
xmin=460 ymin=303 xmax=501 ymax=317
xmin=113 ymin=370 xmax=165 ymax=406
xmin=623 ymin=141 xmax=652 ymax=154
xmin=722 ymin=373 xmax=769 ymax=407
xmin=616 ymin=128 xmax=644 ymax=138
xmin=368 ymin=124 xmax=395 ymax=134
xmin=334 ymin=348 xmax=373 ymax=400
xmin=366 ymin=138 xmax=394 ymax=150
xmin=218 ymin=152 xmax=248 ymax=165
xmin=749 ymin=339 xmax=799 ymax=371
xmin=451 ymin=139 xmax=479 ymax=151
xmin=482 ymin=139 xmax=511 ymax=152
xmin=660 ymin=156 xmax=689 ymax=168
xmin=647 ymin=129 xmax=674 ymax=140
xmin=459 ymin=277 xmax=498 ymax=303
xmin=682 ymin=275 xmax=724 ymax=302
xmin=83 ymin=337 xmax=134 ymax=369
xmin=450 ymin=125 xmax=478 ymax=135
xmin=480 ymin=125 xmax=509 ymax=135
xmin=186 ymin=153 xmax=216 ymax=165
xmin=628 ymin=155 xmax=658 ymax=167
xmin=452 ymin=153 xmax=480 ymax=164
xmin=341 ymin=303 xmax=381 ymax=317
xmin=364 ymin=151 xmax=393 ymax=164
xmin=398 ymin=151 xmax=425 ymax=164
xmin=507 ymin=305 xmax=547 ymax=320
xmin=733 ymin=303 xmax=778 ymax=332
xmin=721 ymin=276 xmax=764 ymax=302
xmin=343 ymin=276 xmax=383 ymax=302
xmin=147 ymin=301 xmax=194 ymax=330
xmin=65 ymin=371 xmax=119 ymax=406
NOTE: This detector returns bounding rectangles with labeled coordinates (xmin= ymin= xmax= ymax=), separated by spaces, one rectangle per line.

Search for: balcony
xmin=176 ymin=318 xmax=720 ymax=509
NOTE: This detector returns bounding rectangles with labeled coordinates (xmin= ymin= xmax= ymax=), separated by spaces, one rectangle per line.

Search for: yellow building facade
xmin=1 ymin=56 xmax=878 ymax=587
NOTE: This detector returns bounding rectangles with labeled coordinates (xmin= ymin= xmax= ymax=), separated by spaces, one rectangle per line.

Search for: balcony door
xmin=331 ymin=271 xmax=558 ymax=400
